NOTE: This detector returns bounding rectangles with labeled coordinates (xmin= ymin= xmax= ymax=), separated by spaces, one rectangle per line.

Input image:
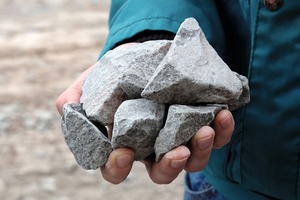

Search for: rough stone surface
xmin=119 ymin=40 xmax=172 ymax=98
xmin=228 ymin=73 xmax=250 ymax=110
xmin=154 ymin=104 xmax=223 ymax=161
xmin=61 ymin=103 xmax=112 ymax=170
xmin=142 ymin=18 xmax=245 ymax=105
xmin=112 ymin=99 xmax=166 ymax=160
xmin=73 ymin=17 xmax=250 ymax=168
xmin=80 ymin=40 xmax=171 ymax=125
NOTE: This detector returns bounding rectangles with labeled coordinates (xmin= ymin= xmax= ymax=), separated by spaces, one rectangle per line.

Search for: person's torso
xmin=205 ymin=0 xmax=300 ymax=199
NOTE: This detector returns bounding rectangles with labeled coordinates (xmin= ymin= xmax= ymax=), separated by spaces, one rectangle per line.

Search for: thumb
xmin=56 ymin=61 xmax=99 ymax=115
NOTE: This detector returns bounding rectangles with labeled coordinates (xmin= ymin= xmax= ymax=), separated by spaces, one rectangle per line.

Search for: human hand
xmin=56 ymin=46 xmax=234 ymax=185
xmin=139 ymin=109 xmax=234 ymax=184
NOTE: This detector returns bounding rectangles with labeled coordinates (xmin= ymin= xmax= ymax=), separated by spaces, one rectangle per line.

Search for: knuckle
xmin=185 ymin=158 xmax=208 ymax=172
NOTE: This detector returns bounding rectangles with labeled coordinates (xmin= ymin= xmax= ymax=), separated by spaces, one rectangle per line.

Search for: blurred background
xmin=0 ymin=1 xmax=184 ymax=199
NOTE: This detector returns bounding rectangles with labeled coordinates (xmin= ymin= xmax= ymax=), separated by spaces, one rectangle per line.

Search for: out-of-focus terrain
xmin=0 ymin=1 xmax=184 ymax=199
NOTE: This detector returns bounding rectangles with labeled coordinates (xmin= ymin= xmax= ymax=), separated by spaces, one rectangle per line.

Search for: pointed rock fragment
xmin=154 ymin=104 xmax=223 ymax=161
xmin=142 ymin=18 xmax=244 ymax=105
xmin=80 ymin=40 xmax=171 ymax=125
xmin=228 ymin=73 xmax=250 ymax=110
xmin=119 ymin=40 xmax=172 ymax=98
xmin=61 ymin=103 xmax=112 ymax=170
xmin=112 ymin=99 xmax=166 ymax=160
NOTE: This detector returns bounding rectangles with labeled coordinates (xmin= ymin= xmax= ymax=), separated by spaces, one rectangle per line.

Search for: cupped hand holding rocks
xmin=56 ymin=18 xmax=242 ymax=184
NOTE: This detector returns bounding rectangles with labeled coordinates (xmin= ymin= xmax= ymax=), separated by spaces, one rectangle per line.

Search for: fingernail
xmin=197 ymin=136 xmax=213 ymax=150
xmin=171 ymin=158 xmax=188 ymax=169
xmin=220 ymin=114 xmax=232 ymax=129
xmin=116 ymin=155 xmax=132 ymax=169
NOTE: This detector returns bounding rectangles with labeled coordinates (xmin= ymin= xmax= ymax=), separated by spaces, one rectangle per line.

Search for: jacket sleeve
xmin=99 ymin=0 xmax=225 ymax=58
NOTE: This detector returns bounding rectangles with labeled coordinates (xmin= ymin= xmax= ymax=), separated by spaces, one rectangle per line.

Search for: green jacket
xmin=101 ymin=1 xmax=300 ymax=199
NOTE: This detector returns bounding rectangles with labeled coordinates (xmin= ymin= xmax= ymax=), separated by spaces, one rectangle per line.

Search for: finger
xmin=56 ymin=61 xmax=99 ymax=115
xmin=144 ymin=146 xmax=190 ymax=184
xmin=100 ymin=148 xmax=134 ymax=184
xmin=185 ymin=126 xmax=215 ymax=172
xmin=212 ymin=109 xmax=234 ymax=148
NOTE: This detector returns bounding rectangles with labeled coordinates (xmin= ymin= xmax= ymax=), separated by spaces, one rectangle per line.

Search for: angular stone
xmin=228 ymin=73 xmax=250 ymax=110
xmin=119 ymin=40 xmax=172 ymax=98
xmin=112 ymin=99 xmax=166 ymax=160
xmin=80 ymin=40 xmax=171 ymax=125
xmin=154 ymin=104 xmax=223 ymax=162
xmin=142 ymin=18 xmax=244 ymax=105
xmin=61 ymin=103 xmax=112 ymax=170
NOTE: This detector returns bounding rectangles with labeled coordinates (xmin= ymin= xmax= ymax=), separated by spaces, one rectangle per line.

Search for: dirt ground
xmin=0 ymin=1 xmax=184 ymax=200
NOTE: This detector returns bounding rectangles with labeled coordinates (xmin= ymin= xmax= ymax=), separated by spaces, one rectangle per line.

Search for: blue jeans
xmin=184 ymin=172 xmax=227 ymax=200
